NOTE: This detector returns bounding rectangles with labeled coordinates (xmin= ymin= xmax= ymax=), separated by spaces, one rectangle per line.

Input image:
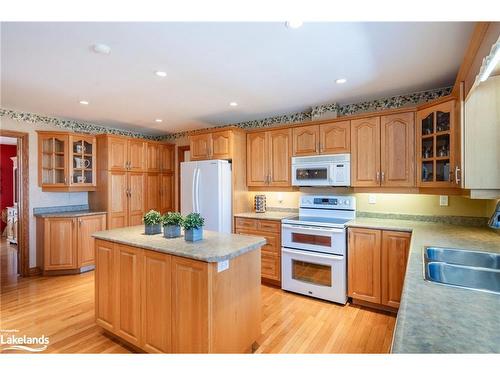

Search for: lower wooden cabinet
xmin=234 ymin=217 xmax=281 ymax=284
xmin=348 ymin=227 xmax=411 ymax=309
xmin=95 ymin=239 xmax=261 ymax=353
xmin=37 ymin=213 xmax=106 ymax=274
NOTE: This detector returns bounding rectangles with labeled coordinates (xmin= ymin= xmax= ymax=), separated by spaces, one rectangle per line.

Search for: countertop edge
xmin=34 ymin=211 xmax=108 ymax=218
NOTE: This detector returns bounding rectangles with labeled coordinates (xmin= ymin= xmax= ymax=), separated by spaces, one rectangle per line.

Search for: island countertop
xmin=346 ymin=217 xmax=500 ymax=353
xmin=92 ymin=225 xmax=266 ymax=263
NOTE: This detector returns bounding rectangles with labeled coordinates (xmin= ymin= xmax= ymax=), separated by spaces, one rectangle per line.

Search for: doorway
xmin=0 ymin=130 xmax=29 ymax=278
xmin=177 ymin=145 xmax=190 ymax=211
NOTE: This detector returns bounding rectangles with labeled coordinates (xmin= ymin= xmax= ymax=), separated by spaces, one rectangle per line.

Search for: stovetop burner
xmin=282 ymin=215 xmax=351 ymax=228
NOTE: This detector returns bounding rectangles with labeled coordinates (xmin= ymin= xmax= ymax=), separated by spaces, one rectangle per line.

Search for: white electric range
xmin=281 ymin=195 xmax=356 ymax=304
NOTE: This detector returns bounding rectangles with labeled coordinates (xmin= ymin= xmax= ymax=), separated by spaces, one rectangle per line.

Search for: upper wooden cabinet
xmin=128 ymin=139 xmax=147 ymax=171
xmin=380 ymin=112 xmax=415 ymax=187
xmin=292 ymin=121 xmax=350 ymax=156
xmin=348 ymin=227 xmax=411 ymax=309
xmin=38 ymin=131 xmax=97 ymax=192
xmin=351 ymin=113 xmax=415 ymax=187
xmin=247 ymin=128 xmax=292 ymax=187
xmin=351 ymin=117 xmax=381 ymax=187
xmin=146 ymin=143 xmax=160 ymax=172
xmin=159 ymin=144 xmax=175 ymax=173
xmin=97 ymin=135 xmax=147 ymax=172
xmin=416 ymin=100 xmax=459 ymax=187
xmin=189 ymin=130 xmax=234 ymax=161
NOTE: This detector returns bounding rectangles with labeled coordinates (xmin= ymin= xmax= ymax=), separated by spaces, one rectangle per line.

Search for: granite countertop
xmin=234 ymin=211 xmax=297 ymax=221
xmin=346 ymin=217 xmax=500 ymax=353
xmin=92 ymin=225 xmax=266 ymax=263
xmin=34 ymin=210 xmax=107 ymax=218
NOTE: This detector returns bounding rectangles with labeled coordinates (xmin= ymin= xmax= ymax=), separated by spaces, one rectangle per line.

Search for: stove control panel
xmin=300 ymin=195 xmax=356 ymax=210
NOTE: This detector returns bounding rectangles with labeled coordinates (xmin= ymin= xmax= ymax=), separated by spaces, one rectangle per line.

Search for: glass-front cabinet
xmin=38 ymin=131 xmax=97 ymax=191
xmin=416 ymin=100 xmax=460 ymax=187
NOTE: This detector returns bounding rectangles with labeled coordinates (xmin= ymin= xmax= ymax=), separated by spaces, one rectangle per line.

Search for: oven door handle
xmin=282 ymin=223 xmax=344 ymax=233
xmin=282 ymin=247 xmax=344 ymax=261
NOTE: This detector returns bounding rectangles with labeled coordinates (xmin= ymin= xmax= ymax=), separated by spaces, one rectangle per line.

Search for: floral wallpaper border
xmin=0 ymin=85 xmax=452 ymax=142
xmin=0 ymin=108 xmax=164 ymax=141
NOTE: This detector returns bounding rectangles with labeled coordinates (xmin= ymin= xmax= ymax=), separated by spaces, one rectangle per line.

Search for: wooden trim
xmin=0 ymin=129 xmax=30 ymax=277
xmin=451 ymin=22 xmax=492 ymax=97
xmin=177 ymin=145 xmax=190 ymax=211
xmin=350 ymin=298 xmax=398 ymax=314
xmin=28 ymin=267 xmax=42 ymax=276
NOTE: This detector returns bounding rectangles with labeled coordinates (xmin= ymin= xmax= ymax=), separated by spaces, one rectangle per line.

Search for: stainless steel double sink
xmin=423 ymin=247 xmax=500 ymax=295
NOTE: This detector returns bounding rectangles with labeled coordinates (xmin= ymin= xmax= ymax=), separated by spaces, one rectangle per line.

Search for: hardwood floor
xmin=1 ymin=241 xmax=395 ymax=353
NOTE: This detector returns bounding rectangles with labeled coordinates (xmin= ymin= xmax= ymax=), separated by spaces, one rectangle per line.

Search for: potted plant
xmin=162 ymin=212 xmax=183 ymax=238
xmin=182 ymin=212 xmax=205 ymax=242
xmin=143 ymin=210 xmax=162 ymax=235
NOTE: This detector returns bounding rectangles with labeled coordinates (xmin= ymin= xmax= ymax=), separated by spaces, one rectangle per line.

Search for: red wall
xmin=0 ymin=144 xmax=17 ymax=231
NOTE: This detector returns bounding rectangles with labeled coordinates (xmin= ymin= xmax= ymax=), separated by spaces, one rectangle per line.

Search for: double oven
xmin=281 ymin=195 xmax=355 ymax=304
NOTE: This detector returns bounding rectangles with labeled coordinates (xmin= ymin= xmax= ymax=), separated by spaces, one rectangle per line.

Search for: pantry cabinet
xmin=38 ymin=131 xmax=97 ymax=191
xmin=348 ymin=227 xmax=411 ymax=309
xmin=159 ymin=173 xmax=175 ymax=213
xmin=146 ymin=173 xmax=160 ymax=212
xmin=247 ymin=128 xmax=292 ymax=187
xmin=351 ymin=112 xmax=415 ymax=187
xmin=189 ymin=130 xmax=233 ymax=161
xmin=292 ymin=121 xmax=350 ymax=156
xmin=36 ymin=213 xmax=106 ymax=274
xmin=416 ymin=100 xmax=459 ymax=187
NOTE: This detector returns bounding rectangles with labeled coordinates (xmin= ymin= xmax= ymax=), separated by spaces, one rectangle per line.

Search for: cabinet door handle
xmin=381 ymin=172 xmax=385 ymax=182
xmin=376 ymin=171 xmax=380 ymax=182
xmin=78 ymin=219 xmax=82 ymax=227
xmin=455 ymin=166 xmax=461 ymax=185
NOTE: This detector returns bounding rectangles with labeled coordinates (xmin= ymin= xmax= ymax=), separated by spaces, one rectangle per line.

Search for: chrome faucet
xmin=488 ymin=201 xmax=500 ymax=229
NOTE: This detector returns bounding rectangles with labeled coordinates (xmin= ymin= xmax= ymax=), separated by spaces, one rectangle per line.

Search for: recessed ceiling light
xmin=335 ymin=78 xmax=347 ymax=84
xmin=229 ymin=102 xmax=238 ymax=107
xmin=91 ymin=43 xmax=111 ymax=55
xmin=155 ymin=71 xmax=167 ymax=78
xmin=79 ymin=100 xmax=89 ymax=105
xmin=285 ymin=21 xmax=303 ymax=29
xmin=155 ymin=119 xmax=163 ymax=123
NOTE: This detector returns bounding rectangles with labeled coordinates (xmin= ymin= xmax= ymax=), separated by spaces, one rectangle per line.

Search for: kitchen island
xmin=92 ymin=226 xmax=266 ymax=353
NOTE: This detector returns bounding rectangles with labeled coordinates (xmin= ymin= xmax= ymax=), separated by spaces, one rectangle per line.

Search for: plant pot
xmin=163 ymin=224 xmax=181 ymax=238
xmin=144 ymin=223 xmax=162 ymax=235
xmin=184 ymin=227 xmax=203 ymax=242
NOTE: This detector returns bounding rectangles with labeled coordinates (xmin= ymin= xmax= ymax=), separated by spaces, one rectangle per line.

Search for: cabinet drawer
xmin=261 ymin=251 xmax=280 ymax=281
xmin=261 ymin=233 xmax=279 ymax=255
xmin=235 ymin=217 xmax=257 ymax=230
xmin=257 ymin=220 xmax=280 ymax=233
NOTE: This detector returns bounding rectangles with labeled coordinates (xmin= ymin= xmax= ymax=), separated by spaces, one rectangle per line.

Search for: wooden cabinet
xmin=146 ymin=142 xmax=160 ymax=172
xmin=247 ymin=129 xmax=292 ymax=187
xmin=348 ymin=227 xmax=410 ymax=309
xmin=159 ymin=173 xmax=175 ymax=213
xmin=159 ymin=144 xmax=175 ymax=173
xmin=78 ymin=214 xmax=107 ymax=267
xmin=189 ymin=130 xmax=234 ymax=161
xmin=107 ymin=171 xmax=129 ymax=229
xmin=95 ymin=239 xmax=116 ymax=331
xmin=37 ymin=213 xmax=106 ymax=274
xmin=107 ymin=137 xmax=128 ymax=170
xmin=380 ymin=112 xmax=415 ymax=187
xmin=115 ymin=244 xmax=143 ymax=346
xmin=38 ymin=131 xmax=97 ymax=192
xmin=292 ymin=121 xmax=351 ymax=156
xmin=95 ymin=240 xmax=261 ymax=353
xmin=128 ymin=140 xmax=146 ymax=172
xmin=347 ymin=227 xmax=381 ymax=303
xmin=142 ymin=251 xmax=172 ymax=353
xmin=171 ymin=256 xmax=209 ymax=353
xmin=234 ymin=217 xmax=281 ymax=284
xmin=128 ymin=172 xmax=146 ymax=226
xmin=293 ymin=125 xmax=319 ymax=156
xmin=416 ymin=100 xmax=458 ymax=187
xmin=351 ymin=117 xmax=381 ymax=187
xmin=381 ymin=231 xmax=411 ymax=308
xmin=351 ymin=113 xmax=415 ymax=187
xmin=97 ymin=135 xmax=147 ymax=172
xmin=146 ymin=173 xmax=160 ymax=212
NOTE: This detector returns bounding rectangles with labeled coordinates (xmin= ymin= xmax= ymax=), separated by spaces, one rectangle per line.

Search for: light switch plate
xmin=439 ymin=195 xmax=449 ymax=206
xmin=368 ymin=194 xmax=376 ymax=204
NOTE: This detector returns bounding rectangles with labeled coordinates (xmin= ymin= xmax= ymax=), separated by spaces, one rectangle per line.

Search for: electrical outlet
xmin=439 ymin=195 xmax=449 ymax=206
xmin=368 ymin=194 xmax=376 ymax=204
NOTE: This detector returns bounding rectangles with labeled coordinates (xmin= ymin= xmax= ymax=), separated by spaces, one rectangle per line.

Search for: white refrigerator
xmin=180 ymin=159 xmax=232 ymax=233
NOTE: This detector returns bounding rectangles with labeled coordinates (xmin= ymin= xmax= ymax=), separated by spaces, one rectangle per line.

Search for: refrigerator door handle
xmin=194 ymin=168 xmax=201 ymax=213
xmin=192 ymin=167 xmax=198 ymax=213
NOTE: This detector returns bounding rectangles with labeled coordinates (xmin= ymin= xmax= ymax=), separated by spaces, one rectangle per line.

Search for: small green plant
xmin=143 ymin=210 xmax=162 ymax=225
xmin=182 ymin=212 xmax=205 ymax=230
xmin=162 ymin=212 xmax=184 ymax=226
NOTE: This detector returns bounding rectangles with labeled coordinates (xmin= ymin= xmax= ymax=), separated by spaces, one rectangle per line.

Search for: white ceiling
xmin=1 ymin=22 xmax=474 ymax=135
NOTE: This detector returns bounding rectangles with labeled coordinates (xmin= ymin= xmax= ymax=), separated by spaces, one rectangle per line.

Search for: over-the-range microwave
xmin=291 ymin=154 xmax=350 ymax=187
